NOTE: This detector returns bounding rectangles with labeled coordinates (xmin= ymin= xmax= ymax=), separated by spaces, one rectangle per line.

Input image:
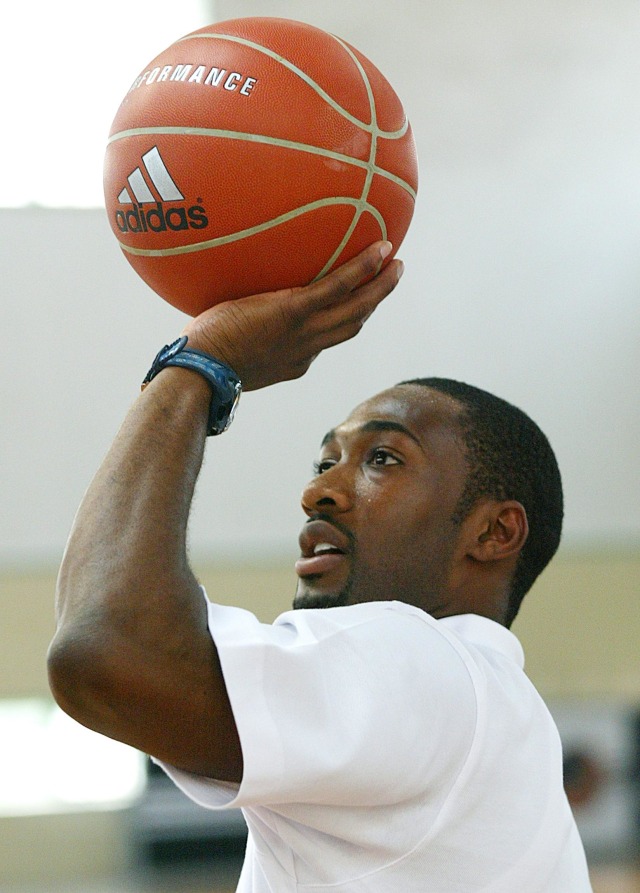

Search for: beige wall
xmin=513 ymin=549 xmax=640 ymax=702
xmin=1 ymin=547 xmax=638 ymax=882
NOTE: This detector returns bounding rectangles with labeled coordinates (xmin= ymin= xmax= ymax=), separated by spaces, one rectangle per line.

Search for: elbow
xmin=47 ymin=629 xmax=114 ymax=733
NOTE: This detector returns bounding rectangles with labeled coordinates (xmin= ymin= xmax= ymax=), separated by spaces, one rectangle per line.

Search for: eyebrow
xmin=321 ymin=420 xmax=423 ymax=448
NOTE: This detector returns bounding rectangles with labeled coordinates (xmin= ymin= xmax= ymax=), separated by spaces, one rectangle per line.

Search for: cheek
xmin=355 ymin=475 xmax=453 ymax=554
xmin=365 ymin=504 xmax=456 ymax=571
xmin=357 ymin=503 xmax=430 ymax=561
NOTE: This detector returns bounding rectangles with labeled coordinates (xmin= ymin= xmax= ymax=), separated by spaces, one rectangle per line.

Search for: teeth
xmin=313 ymin=543 xmax=340 ymax=556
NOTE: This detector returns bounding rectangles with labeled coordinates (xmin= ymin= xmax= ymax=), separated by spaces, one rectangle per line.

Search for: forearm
xmin=48 ymin=368 xmax=241 ymax=776
xmin=55 ymin=368 xmax=209 ymax=625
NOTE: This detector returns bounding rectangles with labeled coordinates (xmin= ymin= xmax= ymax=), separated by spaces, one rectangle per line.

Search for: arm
xmin=47 ymin=243 xmax=403 ymax=782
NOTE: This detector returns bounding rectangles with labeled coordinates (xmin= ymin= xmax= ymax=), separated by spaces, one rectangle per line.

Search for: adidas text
xmin=115 ymin=202 xmax=209 ymax=234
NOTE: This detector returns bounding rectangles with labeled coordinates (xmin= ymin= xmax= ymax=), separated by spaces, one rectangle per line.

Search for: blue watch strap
xmin=142 ymin=337 xmax=242 ymax=435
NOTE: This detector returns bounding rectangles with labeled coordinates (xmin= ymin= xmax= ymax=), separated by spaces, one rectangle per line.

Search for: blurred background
xmin=1 ymin=0 xmax=638 ymax=890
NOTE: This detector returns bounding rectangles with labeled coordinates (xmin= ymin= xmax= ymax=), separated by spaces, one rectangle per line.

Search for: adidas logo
xmin=113 ymin=146 xmax=209 ymax=234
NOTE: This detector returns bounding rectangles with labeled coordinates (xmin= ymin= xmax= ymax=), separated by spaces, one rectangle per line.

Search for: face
xmin=293 ymin=385 xmax=470 ymax=615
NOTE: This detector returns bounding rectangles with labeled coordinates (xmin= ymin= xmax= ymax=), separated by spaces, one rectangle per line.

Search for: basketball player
xmin=48 ymin=242 xmax=593 ymax=891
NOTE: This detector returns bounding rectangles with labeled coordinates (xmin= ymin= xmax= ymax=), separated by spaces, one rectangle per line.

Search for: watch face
xmin=219 ymin=382 xmax=241 ymax=433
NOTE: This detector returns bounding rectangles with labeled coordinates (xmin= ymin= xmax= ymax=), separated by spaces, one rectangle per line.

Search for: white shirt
xmin=159 ymin=597 xmax=592 ymax=891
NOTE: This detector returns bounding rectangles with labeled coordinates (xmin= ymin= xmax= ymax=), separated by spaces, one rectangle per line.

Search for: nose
xmin=301 ymin=465 xmax=353 ymax=517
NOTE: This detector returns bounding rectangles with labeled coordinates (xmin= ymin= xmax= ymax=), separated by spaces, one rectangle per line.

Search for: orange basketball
xmin=103 ymin=17 xmax=418 ymax=317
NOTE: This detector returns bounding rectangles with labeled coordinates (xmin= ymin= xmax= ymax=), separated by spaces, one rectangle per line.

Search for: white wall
xmin=3 ymin=0 xmax=639 ymax=568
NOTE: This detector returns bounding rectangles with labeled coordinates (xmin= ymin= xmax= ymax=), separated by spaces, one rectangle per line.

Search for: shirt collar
xmin=438 ymin=613 xmax=525 ymax=669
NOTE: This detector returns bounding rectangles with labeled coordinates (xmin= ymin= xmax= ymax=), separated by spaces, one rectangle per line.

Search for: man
xmin=48 ymin=242 xmax=592 ymax=891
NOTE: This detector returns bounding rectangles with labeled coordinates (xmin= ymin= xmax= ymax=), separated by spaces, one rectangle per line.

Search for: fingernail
xmin=379 ymin=241 xmax=393 ymax=260
xmin=395 ymin=260 xmax=405 ymax=283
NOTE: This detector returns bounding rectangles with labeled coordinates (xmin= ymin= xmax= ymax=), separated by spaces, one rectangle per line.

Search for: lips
xmin=295 ymin=518 xmax=351 ymax=578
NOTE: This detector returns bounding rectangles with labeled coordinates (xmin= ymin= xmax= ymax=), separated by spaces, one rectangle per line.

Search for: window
xmin=0 ymin=698 xmax=146 ymax=815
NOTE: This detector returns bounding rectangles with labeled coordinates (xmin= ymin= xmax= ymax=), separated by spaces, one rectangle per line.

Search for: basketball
xmin=103 ymin=17 xmax=418 ymax=317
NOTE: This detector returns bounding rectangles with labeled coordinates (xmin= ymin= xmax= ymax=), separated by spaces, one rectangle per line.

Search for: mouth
xmin=295 ymin=518 xmax=351 ymax=579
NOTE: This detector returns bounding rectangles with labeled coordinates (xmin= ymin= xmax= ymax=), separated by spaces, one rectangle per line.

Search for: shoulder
xmin=272 ymin=599 xmax=452 ymax=648
xmin=208 ymin=598 xmax=482 ymax=676
xmin=271 ymin=601 xmax=481 ymax=695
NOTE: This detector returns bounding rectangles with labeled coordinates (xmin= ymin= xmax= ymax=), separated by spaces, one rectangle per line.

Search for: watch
xmin=142 ymin=336 xmax=242 ymax=435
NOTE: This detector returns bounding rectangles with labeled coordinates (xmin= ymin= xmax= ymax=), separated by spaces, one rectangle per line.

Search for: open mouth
xmin=312 ymin=542 xmax=345 ymax=557
xmin=295 ymin=520 xmax=350 ymax=578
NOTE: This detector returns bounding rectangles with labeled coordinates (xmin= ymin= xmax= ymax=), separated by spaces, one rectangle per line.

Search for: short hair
xmin=398 ymin=378 xmax=563 ymax=626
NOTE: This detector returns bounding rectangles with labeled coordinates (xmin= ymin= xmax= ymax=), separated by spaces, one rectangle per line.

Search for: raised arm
xmin=47 ymin=243 xmax=403 ymax=782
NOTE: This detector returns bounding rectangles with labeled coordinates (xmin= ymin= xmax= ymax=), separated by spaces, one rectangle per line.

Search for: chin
xmin=292 ymin=582 xmax=351 ymax=611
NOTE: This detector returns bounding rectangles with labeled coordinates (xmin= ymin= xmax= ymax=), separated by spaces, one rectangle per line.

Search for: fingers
xmin=295 ymin=241 xmax=395 ymax=312
xmin=301 ymin=255 xmax=404 ymax=349
xmin=328 ymin=239 xmax=394 ymax=294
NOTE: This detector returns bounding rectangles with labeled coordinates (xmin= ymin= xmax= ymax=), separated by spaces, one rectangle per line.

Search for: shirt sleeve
xmin=157 ymin=593 xmax=478 ymax=810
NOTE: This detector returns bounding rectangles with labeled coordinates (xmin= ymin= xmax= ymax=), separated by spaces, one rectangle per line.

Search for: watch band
xmin=142 ymin=336 xmax=242 ymax=435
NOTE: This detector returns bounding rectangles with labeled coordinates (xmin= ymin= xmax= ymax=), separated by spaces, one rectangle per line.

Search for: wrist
xmin=142 ymin=368 xmax=212 ymax=438
xmin=142 ymin=337 xmax=242 ymax=435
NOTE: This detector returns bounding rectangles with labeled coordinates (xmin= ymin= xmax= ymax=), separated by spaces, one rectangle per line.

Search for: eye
xmin=313 ymin=458 xmax=337 ymax=475
xmin=368 ymin=448 xmax=401 ymax=467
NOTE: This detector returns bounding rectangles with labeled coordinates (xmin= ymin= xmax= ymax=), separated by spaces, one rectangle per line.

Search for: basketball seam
xmin=177 ymin=30 xmax=408 ymax=138
xmin=108 ymin=127 xmax=417 ymax=202
xmin=117 ymin=197 xmax=387 ymax=258
xmin=311 ymin=35 xmax=379 ymax=281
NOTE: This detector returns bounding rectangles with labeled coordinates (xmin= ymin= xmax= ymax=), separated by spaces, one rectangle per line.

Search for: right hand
xmin=180 ymin=241 xmax=404 ymax=391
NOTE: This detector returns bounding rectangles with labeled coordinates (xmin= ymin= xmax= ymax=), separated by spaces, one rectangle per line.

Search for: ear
xmin=466 ymin=500 xmax=529 ymax=563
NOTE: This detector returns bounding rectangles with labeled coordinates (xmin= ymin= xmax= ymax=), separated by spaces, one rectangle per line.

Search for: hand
xmin=180 ymin=242 xmax=404 ymax=391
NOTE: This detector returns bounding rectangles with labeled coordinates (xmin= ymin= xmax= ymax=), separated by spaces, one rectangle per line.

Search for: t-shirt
xmin=158 ymin=596 xmax=593 ymax=891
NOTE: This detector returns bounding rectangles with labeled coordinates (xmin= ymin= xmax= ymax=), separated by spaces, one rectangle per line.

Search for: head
xmin=294 ymin=379 xmax=563 ymax=627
